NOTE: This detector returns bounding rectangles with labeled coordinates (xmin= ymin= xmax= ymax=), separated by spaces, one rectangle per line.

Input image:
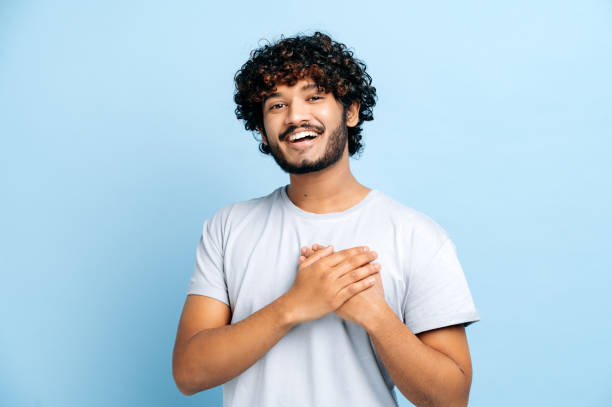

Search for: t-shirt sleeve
xmin=403 ymin=237 xmax=480 ymax=335
xmin=185 ymin=212 xmax=230 ymax=306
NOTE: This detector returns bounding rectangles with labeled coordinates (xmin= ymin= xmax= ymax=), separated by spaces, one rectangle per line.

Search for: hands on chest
xmin=283 ymin=243 xmax=387 ymax=329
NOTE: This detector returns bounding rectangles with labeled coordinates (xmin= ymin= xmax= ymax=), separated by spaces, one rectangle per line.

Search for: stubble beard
xmin=266 ymin=118 xmax=348 ymax=175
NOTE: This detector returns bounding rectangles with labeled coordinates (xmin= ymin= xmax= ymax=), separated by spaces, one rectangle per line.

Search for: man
xmin=172 ymin=31 xmax=480 ymax=407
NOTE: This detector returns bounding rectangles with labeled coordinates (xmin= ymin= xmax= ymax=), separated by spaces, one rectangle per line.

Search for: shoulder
xmin=373 ymin=190 xmax=452 ymax=270
xmin=203 ymin=186 xmax=282 ymax=235
xmin=374 ymin=190 xmax=450 ymax=244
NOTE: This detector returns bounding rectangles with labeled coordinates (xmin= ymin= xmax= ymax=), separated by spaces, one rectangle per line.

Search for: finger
xmin=298 ymin=255 xmax=306 ymax=264
xmin=335 ymin=275 xmax=377 ymax=307
xmin=300 ymin=245 xmax=334 ymax=268
xmin=320 ymin=245 xmax=372 ymax=268
xmin=336 ymin=262 xmax=380 ymax=288
xmin=312 ymin=243 xmax=325 ymax=251
xmin=300 ymin=246 xmax=314 ymax=258
xmin=331 ymin=250 xmax=378 ymax=278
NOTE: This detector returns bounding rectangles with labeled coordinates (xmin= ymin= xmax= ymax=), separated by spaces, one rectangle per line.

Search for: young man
xmin=172 ymin=31 xmax=480 ymax=407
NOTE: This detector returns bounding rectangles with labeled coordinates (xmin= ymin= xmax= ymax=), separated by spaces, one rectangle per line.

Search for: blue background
xmin=1 ymin=1 xmax=611 ymax=406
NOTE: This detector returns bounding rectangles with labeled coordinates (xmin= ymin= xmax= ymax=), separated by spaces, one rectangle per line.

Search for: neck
xmin=286 ymin=152 xmax=371 ymax=214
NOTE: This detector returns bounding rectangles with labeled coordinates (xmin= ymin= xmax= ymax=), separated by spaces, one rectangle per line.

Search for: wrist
xmin=274 ymin=292 xmax=302 ymax=329
xmin=362 ymin=302 xmax=397 ymax=334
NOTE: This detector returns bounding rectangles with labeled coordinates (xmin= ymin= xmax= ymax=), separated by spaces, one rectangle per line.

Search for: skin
xmin=257 ymin=78 xmax=371 ymax=213
xmin=300 ymin=245 xmax=473 ymax=407
xmin=173 ymin=77 xmax=474 ymax=406
xmin=173 ymin=246 xmax=380 ymax=393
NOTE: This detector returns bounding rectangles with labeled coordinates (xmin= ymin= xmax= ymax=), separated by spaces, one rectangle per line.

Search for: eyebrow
xmin=263 ymin=83 xmax=320 ymax=103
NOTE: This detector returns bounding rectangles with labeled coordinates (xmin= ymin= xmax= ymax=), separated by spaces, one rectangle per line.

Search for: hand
xmin=299 ymin=244 xmax=386 ymax=328
xmin=284 ymin=245 xmax=381 ymax=325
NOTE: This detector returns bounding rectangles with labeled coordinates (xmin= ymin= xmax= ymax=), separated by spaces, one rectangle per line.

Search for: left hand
xmin=299 ymin=243 xmax=387 ymax=328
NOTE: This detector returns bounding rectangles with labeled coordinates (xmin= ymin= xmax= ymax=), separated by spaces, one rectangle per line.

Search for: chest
xmin=223 ymin=217 xmax=408 ymax=324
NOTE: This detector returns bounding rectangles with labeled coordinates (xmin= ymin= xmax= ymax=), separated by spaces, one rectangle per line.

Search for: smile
xmin=284 ymin=131 xmax=320 ymax=148
xmin=287 ymin=130 xmax=319 ymax=142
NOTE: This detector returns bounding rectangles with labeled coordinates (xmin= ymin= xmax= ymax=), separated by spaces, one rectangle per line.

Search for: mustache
xmin=281 ymin=124 xmax=324 ymax=140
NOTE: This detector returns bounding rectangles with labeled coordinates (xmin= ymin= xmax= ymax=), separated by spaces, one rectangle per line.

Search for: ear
xmin=257 ymin=126 xmax=268 ymax=146
xmin=346 ymin=101 xmax=360 ymax=127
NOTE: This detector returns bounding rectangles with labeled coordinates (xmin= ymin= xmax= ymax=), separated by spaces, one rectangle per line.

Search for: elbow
xmin=174 ymin=369 xmax=208 ymax=396
xmin=173 ymin=351 xmax=193 ymax=395
xmin=444 ymin=373 xmax=471 ymax=407
xmin=173 ymin=366 xmax=196 ymax=396
xmin=176 ymin=383 xmax=195 ymax=397
xmin=173 ymin=346 xmax=201 ymax=395
xmin=173 ymin=361 xmax=217 ymax=396
xmin=436 ymin=378 xmax=469 ymax=407
xmin=425 ymin=370 xmax=471 ymax=407
xmin=445 ymin=397 xmax=469 ymax=407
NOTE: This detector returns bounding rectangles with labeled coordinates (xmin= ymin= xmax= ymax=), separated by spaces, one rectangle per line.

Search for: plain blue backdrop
xmin=1 ymin=1 xmax=611 ymax=406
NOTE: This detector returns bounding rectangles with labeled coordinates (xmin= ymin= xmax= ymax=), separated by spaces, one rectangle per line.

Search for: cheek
xmin=317 ymin=107 xmax=334 ymax=122
xmin=317 ymin=104 xmax=344 ymax=127
xmin=262 ymin=118 xmax=280 ymax=139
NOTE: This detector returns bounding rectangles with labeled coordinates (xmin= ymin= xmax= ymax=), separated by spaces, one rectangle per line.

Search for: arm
xmin=364 ymin=307 xmax=473 ymax=407
xmin=172 ymin=293 xmax=297 ymax=395
xmin=302 ymin=244 xmax=473 ymax=407
xmin=173 ymin=245 xmax=380 ymax=395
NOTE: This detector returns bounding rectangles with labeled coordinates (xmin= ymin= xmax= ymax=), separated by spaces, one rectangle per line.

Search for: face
xmin=258 ymin=78 xmax=359 ymax=174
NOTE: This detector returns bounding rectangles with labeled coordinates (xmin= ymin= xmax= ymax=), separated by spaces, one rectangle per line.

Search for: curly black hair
xmin=233 ymin=31 xmax=377 ymax=157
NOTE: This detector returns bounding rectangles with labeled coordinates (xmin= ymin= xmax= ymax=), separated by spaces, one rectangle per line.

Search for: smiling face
xmin=257 ymin=78 xmax=360 ymax=174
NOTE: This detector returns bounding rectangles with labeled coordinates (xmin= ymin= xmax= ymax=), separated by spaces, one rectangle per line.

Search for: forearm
xmin=364 ymin=306 xmax=469 ymax=407
xmin=174 ymin=294 xmax=297 ymax=395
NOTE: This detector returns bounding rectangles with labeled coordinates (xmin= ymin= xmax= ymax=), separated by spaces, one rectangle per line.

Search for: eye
xmin=309 ymin=95 xmax=323 ymax=101
xmin=269 ymin=103 xmax=284 ymax=110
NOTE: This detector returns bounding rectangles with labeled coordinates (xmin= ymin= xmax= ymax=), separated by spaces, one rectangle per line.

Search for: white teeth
xmin=288 ymin=131 xmax=319 ymax=141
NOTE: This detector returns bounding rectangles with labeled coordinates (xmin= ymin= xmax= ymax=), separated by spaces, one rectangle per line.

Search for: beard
xmin=265 ymin=118 xmax=348 ymax=175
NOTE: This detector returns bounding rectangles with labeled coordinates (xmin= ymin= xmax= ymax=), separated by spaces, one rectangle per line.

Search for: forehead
xmin=263 ymin=79 xmax=323 ymax=102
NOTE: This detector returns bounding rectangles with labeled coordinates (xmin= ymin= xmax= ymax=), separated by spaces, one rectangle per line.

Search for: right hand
xmin=283 ymin=245 xmax=380 ymax=324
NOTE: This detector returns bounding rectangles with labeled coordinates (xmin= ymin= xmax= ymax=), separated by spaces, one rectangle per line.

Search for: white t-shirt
xmin=186 ymin=184 xmax=480 ymax=407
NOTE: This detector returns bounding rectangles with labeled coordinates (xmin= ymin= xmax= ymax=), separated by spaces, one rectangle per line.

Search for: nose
xmin=284 ymin=99 xmax=312 ymax=128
